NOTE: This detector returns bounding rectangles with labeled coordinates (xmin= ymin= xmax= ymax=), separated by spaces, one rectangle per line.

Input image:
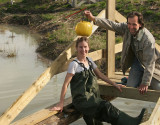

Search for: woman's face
xmin=76 ymin=41 xmax=89 ymax=57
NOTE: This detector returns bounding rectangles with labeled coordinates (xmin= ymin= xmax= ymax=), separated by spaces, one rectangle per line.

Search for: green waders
xmin=70 ymin=58 xmax=146 ymax=125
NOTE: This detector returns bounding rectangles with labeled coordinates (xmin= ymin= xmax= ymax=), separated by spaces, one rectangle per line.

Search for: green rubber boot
xmin=116 ymin=108 xmax=146 ymax=125
xmin=83 ymin=115 xmax=103 ymax=125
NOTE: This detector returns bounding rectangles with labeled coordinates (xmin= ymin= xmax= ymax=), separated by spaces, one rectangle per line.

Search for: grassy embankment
xmin=0 ymin=0 xmax=159 ymax=69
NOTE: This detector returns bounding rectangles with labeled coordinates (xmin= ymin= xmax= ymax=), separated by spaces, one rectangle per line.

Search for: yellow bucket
xmin=75 ymin=21 xmax=92 ymax=36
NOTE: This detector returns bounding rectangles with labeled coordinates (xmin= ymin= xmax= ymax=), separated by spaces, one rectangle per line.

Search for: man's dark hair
xmin=127 ymin=11 xmax=144 ymax=29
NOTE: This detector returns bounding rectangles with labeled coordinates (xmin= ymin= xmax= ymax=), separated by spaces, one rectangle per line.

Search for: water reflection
xmin=0 ymin=24 xmax=70 ymax=122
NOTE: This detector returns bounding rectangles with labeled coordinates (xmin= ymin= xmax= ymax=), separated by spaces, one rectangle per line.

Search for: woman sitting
xmin=51 ymin=36 xmax=146 ymax=125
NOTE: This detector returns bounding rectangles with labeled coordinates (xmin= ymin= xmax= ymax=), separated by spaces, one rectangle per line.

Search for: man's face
xmin=127 ymin=16 xmax=141 ymax=36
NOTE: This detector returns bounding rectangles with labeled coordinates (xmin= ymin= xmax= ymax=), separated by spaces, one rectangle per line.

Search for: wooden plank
xmin=155 ymin=43 xmax=160 ymax=52
xmin=115 ymin=42 xmax=122 ymax=54
xmin=108 ymin=72 xmax=129 ymax=81
xmin=106 ymin=0 xmax=115 ymax=77
xmin=115 ymin=10 xmax=127 ymax=23
xmin=98 ymin=82 xmax=160 ymax=102
xmin=36 ymin=104 xmax=82 ymax=125
xmin=108 ymin=78 xmax=121 ymax=83
xmin=11 ymin=98 xmax=73 ymax=125
xmin=108 ymin=75 xmax=127 ymax=83
xmin=0 ymin=9 xmax=106 ymax=125
xmin=88 ymin=49 xmax=104 ymax=60
xmin=140 ymin=98 xmax=160 ymax=125
xmin=107 ymin=72 xmax=128 ymax=82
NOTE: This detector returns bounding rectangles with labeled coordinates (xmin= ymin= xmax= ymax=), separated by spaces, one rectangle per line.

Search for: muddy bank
xmin=0 ymin=1 xmax=78 ymax=61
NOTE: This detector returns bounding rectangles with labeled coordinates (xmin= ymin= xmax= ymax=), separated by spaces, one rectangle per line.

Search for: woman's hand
xmin=50 ymin=102 xmax=64 ymax=112
xmin=115 ymin=84 xmax=125 ymax=92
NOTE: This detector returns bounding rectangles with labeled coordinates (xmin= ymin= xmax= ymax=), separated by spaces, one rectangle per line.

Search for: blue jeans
xmin=127 ymin=57 xmax=160 ymax=90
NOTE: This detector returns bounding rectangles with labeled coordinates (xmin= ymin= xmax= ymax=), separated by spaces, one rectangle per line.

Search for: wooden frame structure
xmin=0 ymin=0 xmax=160 ymax=124
xmin=106 ymin=0 xmax=115 ymax=77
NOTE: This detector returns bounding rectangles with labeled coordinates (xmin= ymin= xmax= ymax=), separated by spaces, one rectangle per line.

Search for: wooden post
xmin=106 ymin=0 xmax=115 ymax=77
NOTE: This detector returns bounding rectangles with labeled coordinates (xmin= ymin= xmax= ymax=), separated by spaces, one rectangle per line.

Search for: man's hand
xmin=138 ymin=84 xmax=148 ymax=94
xmin=84 ymin=10 xmax=95 ymax=21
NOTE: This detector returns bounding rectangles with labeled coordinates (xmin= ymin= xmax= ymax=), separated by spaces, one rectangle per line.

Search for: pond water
xmin=0 ymin=24 xmax=71 ymax=122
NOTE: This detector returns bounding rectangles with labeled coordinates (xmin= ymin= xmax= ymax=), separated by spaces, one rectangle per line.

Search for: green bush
xmin=116 ymin=36 xmax=123 ymax=44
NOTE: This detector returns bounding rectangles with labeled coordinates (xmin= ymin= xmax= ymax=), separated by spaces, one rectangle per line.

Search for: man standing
xmin=84 ymin=10 xmax=160 ymax=94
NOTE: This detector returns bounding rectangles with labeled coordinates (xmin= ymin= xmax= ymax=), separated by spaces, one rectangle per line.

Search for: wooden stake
xmin=106 ymin=0 xmax=115 ymax=77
